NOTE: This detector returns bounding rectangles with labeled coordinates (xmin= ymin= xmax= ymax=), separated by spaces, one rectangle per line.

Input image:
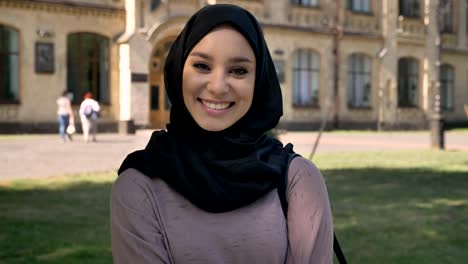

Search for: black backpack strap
xmin=278 ymin=153 xmax=347 ymax=264
xmin=277 ymin=152 xmax=299 ymax=218
xmin=334 ymin=233 xmax=347 ymax=264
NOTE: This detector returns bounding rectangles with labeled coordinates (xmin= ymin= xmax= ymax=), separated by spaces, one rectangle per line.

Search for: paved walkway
xmin=1 ymin=130 xmax=467 ymax=181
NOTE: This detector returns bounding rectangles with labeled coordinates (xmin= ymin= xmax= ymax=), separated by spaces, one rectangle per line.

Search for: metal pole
xmin=430 ymin=0 xmax=446 ymax=150
xmin=332 ymin=0 xmax=342 ymax=129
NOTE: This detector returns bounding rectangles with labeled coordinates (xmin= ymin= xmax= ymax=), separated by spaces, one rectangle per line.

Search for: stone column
xmin=119 ymin=43 xmax=135 ymax=133
xmin=118 ymin=0 xmax=136 ymax=134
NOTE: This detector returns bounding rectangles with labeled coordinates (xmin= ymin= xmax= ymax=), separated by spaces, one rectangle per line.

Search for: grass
xmin=0 ymin=172 xmax=115 ymax=264
xmin=314 ymin=150 xmax=468 ymax=263
xmin=1 ymin=150 xmax=467 ymax=263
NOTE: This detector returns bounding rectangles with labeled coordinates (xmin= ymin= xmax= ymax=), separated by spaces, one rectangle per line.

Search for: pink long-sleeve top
xmin=110 ymin=156 xmax=333 ymax=263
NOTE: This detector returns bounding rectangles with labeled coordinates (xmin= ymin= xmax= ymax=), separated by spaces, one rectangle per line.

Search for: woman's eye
xmin=230 ymin=67 xmax=248 ymax=76
xmin=193 ymin=63 xmax=210 ymax=71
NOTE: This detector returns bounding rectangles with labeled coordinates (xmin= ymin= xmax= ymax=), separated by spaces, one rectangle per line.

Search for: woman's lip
xmin=198 ymin=98 xmax=232 ymax=104
xmin=197 ymin=98 xmax=234 ymax=114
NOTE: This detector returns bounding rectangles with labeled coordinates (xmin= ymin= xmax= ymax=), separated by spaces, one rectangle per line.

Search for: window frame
xmin=440 ymin=64 xmax=455 ymax=111
xmin=347 ymin=0 xmax=372 ymax=14
xmin=440 ymin=1 xmax=454 ymax=33
xmin=0 ymin=24 xmax=20 ymax=104
xmin=398 ymin=57 xmax=420 ymax=108
xmin=290 ymin=0 xmax=320 ymax=8
xmin=291 ymin=48 xmax=320 ymax=108
xmin=347 ymin=53 xmax=372 ymax=109
xmin=399 ymin=0 xmax=421 ymax=18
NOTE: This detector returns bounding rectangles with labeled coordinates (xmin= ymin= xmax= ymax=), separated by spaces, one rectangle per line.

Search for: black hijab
xmin=118 ymin=4 xmax=296 ymax=213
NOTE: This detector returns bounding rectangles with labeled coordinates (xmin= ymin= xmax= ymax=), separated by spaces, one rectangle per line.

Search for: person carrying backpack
xmin=79 ymin=92 xmax=100 ymax=143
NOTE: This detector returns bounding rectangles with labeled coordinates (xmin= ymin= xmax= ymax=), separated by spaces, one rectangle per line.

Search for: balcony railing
xmin=219 ymin=0 xmax=265 ymax=21
xmin=343 ymin=11 xmax=380 ymax=35
xmin=287 ymin=6 xmax=333 ymax=30
xmin=397 ymin=16 xmax=425 ymax=40
xmin=441 ymin=33 xmax=457 ymax=49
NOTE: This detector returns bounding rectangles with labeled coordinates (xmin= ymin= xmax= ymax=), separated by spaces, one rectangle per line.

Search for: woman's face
xmin=182 ymin=25 xmax=256 ymax=132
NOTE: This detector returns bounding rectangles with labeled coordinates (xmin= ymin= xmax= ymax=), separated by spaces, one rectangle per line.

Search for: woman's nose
xmin=207 ymin=69 xmax=229 ymax=96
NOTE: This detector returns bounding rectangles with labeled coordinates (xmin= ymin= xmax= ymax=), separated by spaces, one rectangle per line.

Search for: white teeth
xmin=202 ymin=100 xmax=230 ymax=110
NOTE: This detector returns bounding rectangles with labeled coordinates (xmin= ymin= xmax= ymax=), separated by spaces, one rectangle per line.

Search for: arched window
xmin=441 ymin=1 xmax=453 ymax=33
xmin=399 ymin=0 xmax=420 ymax=17
xmin=150 ymin=0 xmax=161 ymax=11
xmin=292 ymin=49 xmax=320 ymax=107
xmin=67 ymin=33 xmax=109 ymax=104
xmin=398 ymin=57 xmax=419 ymax=107
xmin=0 ymin=25 xmax=19 ymax=103
xmin=440 ymin=64 xmax=454 ymax=110
xmin=347 ymin=53 xmax=371 ymax=108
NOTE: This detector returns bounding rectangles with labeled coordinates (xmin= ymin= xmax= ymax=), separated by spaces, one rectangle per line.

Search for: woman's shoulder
xmin=112 ymin=168 xmax=156 ymax=204
xmin=286 ymin=156 xmax=327 ymax=194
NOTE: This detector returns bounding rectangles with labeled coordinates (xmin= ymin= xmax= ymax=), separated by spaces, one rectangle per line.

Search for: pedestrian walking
xmin=79 ymin=92 xmax=100 ymax=143
xmin=56 ymin=90 xmax=74 ymax=142
xmin=111 ymin=4 xmax=334 ymax=264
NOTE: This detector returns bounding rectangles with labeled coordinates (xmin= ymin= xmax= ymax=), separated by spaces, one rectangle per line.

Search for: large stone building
xmin=0 ymin=0 xmax=467 ymax=133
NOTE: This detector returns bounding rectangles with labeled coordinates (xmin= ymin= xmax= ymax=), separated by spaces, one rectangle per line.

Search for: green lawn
xmin=315 ymin=151 xmax=468 ymax=264
xmin=1 ymin=150 xmax=467 ymax=263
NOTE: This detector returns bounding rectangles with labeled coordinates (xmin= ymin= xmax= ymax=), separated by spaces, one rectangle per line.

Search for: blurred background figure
xmin=79 ymin=92 xmax=100 ymax=143
xmin=56 ymin=90 xmax=74 ymax=142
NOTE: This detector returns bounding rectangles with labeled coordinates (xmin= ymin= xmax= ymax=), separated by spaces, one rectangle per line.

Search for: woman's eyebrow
xmin=189 ymin=52 xmax=253 ymax=64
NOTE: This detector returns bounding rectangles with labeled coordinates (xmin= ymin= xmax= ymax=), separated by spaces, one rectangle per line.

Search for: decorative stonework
xmin=397 ymin=17 xmax=425 ymax=40
xmin=287 ymin=6 xmax=334 ymax=31
xmin=344 ymin=12 xmax=381 ymax=36
xmin=0 ymin=0 xmax=124 ymax=18
xmin=441 ymin=33 xmax=457 ymax=49
xmin=220 ymin=0 xmax=264 ymax=21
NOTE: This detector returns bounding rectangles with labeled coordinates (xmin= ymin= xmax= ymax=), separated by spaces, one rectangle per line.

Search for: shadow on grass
xmin=0 ymin=181 xmax=113 ymax=264
xmin=323 ymin=167 xmax=468 ymax=264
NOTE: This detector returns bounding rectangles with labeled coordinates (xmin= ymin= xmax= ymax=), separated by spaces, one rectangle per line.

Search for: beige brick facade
xmin=0 ymin=0 xmax=467 ymax=132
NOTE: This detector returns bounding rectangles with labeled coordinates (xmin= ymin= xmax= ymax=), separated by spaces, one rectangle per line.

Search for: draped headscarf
xmin=118 ymin=4 xmax=296 ymax=213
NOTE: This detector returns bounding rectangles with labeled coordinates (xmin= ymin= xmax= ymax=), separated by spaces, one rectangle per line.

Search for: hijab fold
xmin=118 ymin=4 xmax=297 ymax=213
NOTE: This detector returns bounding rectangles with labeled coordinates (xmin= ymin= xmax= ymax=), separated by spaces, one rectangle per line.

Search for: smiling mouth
xmin=199 ymin=99 xmax=235 ymax=110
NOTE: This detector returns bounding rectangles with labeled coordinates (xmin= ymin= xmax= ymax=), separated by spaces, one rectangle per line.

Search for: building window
xmin=0 ymin=25 xmax=19 ymax=103
xmin=440 ymin=1 xmax=453 ymax=33
xmin=398 ymin=58 xmax=419 ymax=107
xmin=399 ymin=0 xmax=420 ymax=17
xmin=348 ymin=0 xmax=371 ymax=13
xmin=151 ymin=85 xmax=159 ymax=110
xmin=292 ymin=49 xmax=320 ymax=107
xmin=347 ymin=54 xmax=371 ymax=108
xmin=291 ymin=0 xmax=319 ymax=7
xmin=67 ymin=33 xmax=110 ymax=104
xmin=150 ymin=0 xmax=161 ymax=11
xmin=440 ymin=64 xmax=454 ymax=110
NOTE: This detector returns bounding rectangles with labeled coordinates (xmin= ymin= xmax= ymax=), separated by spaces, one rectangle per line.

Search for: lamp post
xmin=430 ymin=0 xmax=447 ymax=150
xmin=430 ymin=81 xmax=444 ymax=149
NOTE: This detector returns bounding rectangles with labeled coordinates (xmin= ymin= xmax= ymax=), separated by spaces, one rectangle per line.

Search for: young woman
xmin=111 ymin=4 xmax=333 ymax=263
xmin=56 ymin=90 xmax=74 ymax=142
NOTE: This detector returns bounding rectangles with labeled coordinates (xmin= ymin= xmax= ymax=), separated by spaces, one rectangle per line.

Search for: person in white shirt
xmin=56 ymin=90 xmax=75 ymax=142
xmin=79 ymin=92 xmax=100 ymax=143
